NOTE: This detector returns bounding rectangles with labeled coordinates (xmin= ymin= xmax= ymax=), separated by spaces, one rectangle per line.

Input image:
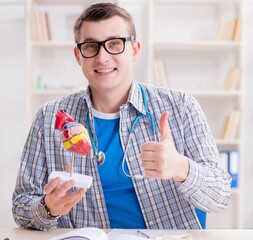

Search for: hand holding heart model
xmin=50 ymin=109 xmax=93 ymax=188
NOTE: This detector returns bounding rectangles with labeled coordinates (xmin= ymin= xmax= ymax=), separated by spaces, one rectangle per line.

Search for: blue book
xmin=228 ymin=151 xmax=239 ymax=188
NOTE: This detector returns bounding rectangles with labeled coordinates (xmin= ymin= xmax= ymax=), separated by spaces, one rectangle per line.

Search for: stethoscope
xmin=86 ymin=83 xmax=157 ymax=179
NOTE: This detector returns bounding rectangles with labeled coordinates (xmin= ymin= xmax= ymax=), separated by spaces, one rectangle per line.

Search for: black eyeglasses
xmin=77 ymin=36 xmax=135 ymax=58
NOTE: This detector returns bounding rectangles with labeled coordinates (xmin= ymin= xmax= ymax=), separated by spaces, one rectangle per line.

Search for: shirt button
xmin=148 ymin=221 xmax=153 ymax=226
xmin=128 ymin=157 xmax=133 ymax=161
xmin=122 ymin=127 xmax=127 ymax=132
xmin=139 ymin=188 xmax=143 ymax=194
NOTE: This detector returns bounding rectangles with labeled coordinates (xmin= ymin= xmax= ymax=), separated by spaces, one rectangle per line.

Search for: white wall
xmin=0 ymin=2 xmax=26 ymax=227
xmin=0 ymin=0 xmax=253 ymax=228
xmin=242 ymin=0 xmax=253 ymax=229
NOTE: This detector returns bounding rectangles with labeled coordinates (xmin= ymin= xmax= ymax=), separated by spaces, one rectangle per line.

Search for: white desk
xmin=1 ymin=228 xmax=253 ymax=240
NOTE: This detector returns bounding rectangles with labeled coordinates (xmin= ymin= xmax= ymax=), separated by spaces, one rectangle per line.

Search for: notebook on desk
xmin=108 ymin=229 xmax=192 ymax=240
xmin=50 ymin=228 xmax=192 ymax=240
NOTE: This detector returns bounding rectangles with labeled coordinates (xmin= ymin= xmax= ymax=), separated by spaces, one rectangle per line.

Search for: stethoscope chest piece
xmin=96 ymin=151 xmax=105 ymax=166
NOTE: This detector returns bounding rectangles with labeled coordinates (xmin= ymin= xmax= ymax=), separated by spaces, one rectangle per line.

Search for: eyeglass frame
xmin=76 ymin=36 xmax=135 ymax=59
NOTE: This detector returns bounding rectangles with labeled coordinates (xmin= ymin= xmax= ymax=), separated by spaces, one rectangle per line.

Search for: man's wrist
xmin=38 ymin=195 xmax=61 ymax=220
xmin=173 ymin=155 xmax=190 ymax=183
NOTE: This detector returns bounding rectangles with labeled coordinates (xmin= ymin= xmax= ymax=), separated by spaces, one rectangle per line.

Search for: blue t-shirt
xmin=93 ymin=110 xmax=146 ymax=228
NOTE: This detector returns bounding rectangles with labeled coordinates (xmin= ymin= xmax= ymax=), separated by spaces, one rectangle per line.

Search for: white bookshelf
xmin=26 ymin=0 xmax=107 ymax=126
xmin=146 ymin=0 xmax=244 ymax=229
xmin=26 ymin=0 xmax=245 ymax=228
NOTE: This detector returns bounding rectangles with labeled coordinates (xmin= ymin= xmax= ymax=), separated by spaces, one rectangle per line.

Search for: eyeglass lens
xmin=80 ymin=38 xmax=125 ymax=58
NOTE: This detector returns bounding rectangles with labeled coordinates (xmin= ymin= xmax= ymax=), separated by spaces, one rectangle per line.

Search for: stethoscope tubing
xmin=86 ymin=83 xmax=157 ymax=180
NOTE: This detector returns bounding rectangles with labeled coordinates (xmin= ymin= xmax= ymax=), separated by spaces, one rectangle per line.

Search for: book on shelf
xmin=153 ymin=59 xmax=169 ymax=88
xmin=231 ymin=18 xmax=240 ymax=41
xmin=31 ymin=10 xmax=51 ymax=41
xmin=224 ymin=67 xmax=240 ymax=90
xmin=220 ymin=109 xmax=241 ymax=140
xmin=217 ymin=18 xmax=240 ymax=41
xmin=220 ymin=151 xmax=229 ymax=171
xmin=220 ymin=115 xmax=230 ymax=139
xmin=229 ymin=150 xmax=239 ymax=188
xmin=219 ymin=151 xmax=239 ymax=188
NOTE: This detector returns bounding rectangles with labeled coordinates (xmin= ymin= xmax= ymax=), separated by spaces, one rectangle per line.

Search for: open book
xmin=50 ymin=227 xmax=107 ymax=240
xmin=50 ymin=228 xmax=192 ymax=240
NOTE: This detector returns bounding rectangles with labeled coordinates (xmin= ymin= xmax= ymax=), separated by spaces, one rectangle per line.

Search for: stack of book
xmin=220 ymin=151 xmax=239 ymax=188
xmin=31 ymin=10 xmax=51 ymax=41
xmin=220 ymin=109 xmax=241 ymax=140
xmin=224 ymin=67 xmax=240 ymax=90
xmin=217 ymin=18 xmax=240 ymax=41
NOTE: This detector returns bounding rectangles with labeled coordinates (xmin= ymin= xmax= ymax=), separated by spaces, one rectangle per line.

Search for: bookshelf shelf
xmin=186 ymin=90 xmax=241 ymax=97
xmin=32 ymin=0 xmax=108 ymax=4
xmin=231 ymin=188 xmax=240 ymax=195
xmin=154 ymin=41 xmax=242 ymax=50
xmin=154 ymin=0 xmax=239 ymax=3
xmin=31 ymin=89 xmax=79 ymax=95
xmin=215 ymin=138 xmax=240 ymax=146
xmin=31 ymin=41 xmax=75 ymax=47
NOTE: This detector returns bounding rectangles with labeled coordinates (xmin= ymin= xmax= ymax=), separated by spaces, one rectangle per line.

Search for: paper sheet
xmin=107 ymin=229 xmax=193 ymax=240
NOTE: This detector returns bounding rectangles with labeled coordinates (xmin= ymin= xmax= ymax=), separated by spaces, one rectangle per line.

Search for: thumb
xmin=159 ymin=111 xmax=172 ymax=142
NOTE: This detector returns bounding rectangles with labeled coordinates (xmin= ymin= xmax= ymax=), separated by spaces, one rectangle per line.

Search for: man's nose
xmin=96 ymin=44 xmax=111 ymax=62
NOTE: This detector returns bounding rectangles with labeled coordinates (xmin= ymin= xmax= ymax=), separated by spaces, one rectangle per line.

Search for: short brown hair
xmin=73 ymin=3 xmax=136 ymax=43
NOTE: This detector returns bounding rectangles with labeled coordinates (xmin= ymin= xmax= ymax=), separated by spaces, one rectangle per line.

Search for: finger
xmin=44 ymin=177 xmax=62 ymax=194
xmin=145 ymin=170 xmax=166 ymax=179
xmin=63 ymin=194 xmax=85 ymax=213
xmin=63 ymin=188 xmax=86 ymax=205
xmin=141 ymin=141 xmax=160 ymax=152
xmin=140 ymin=151 xmax=156 ymax=161
xmin=144 ymin=169 xmax=158 ymax=178
xmin=61 ymin=188 xmax=87 ymax=213
xmin=159 ymin=111 xmax=173 ymax=142
xmin=142 ymin=160 xmax=157 ymax=170
xmin=52 ymin=179 xmax=76 ymax=197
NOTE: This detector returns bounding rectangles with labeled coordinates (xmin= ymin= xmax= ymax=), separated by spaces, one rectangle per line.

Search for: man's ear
xmin=74 ymin=47 xmax=81 ymax=66
xmin=132 ymin=41 xmax=140 ymax=62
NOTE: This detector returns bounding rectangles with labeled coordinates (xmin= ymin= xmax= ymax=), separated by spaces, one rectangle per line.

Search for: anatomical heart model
xmin=55 ymin=109 xmax=92 ymax=155
xmin=48 ymin=109 xmax=93 ymax=188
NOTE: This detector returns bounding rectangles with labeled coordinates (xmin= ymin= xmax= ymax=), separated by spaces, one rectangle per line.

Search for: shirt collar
xmin=82 ymin=80 xmax=147 ymax=115
xmin=128 ymin=80 xmax=147 ymax=115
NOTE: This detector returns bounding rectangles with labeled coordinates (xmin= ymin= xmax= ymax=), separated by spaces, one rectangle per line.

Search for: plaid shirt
xmin=12 ymin=81 xmax=231 ymax=231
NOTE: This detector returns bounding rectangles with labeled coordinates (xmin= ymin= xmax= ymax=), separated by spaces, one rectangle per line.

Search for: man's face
xmin=74 ymin=16 xmax=140 ymax=94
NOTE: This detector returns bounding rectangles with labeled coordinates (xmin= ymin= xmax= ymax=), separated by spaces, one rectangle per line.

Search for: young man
xmin=13 ymin=3 xmax=231 ymax=231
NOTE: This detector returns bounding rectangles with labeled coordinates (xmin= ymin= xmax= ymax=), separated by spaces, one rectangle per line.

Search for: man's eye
xmin=83 ymin=43 xmax=97 ymax=49
xmin=109 ymin=40 xmax=121 ymax=47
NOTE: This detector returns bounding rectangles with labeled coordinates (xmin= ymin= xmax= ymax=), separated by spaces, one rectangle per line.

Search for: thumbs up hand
xmin=140 ymin=111 xmax=189 ymax=182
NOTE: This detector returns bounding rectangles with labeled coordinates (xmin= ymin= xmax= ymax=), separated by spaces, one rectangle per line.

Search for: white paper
xmin=107 ymin=229 xmax=192 ymax=240
xmin=50 ymin=227 xmax=108 ymax=240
